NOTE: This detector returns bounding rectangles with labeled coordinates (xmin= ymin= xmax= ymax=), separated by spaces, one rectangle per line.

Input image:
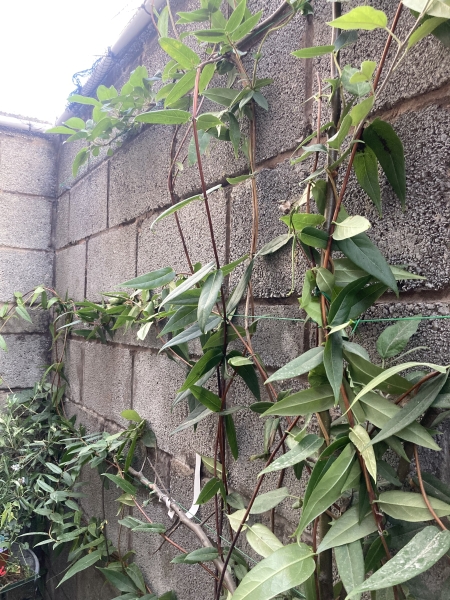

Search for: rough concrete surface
xmin=0 ymin=192 xmax=52 ymax=250
xmin=54 ymin=190 xmax=70 ymax=249
xmin=0 ymin=334 xmax=50 ymax=389
xmin=86 ymin=223 xmax=137 ymax=301
xmin=55 ymin=242 xmax=86 ymax=300
xmin=0 ymin=131 xmax=56 ymax=197
xmin=69 ymin=162 xmax=108 ymax=242
xmin=0 ymin=248 xmax=53 ymax=301
xmin=82 ymin=341 xmax=133 ymax=424
xmin=230 ymin=160 xmax=310 ymax=298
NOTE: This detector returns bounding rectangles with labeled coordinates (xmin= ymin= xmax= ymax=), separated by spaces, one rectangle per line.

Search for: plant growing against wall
xmin=3 ymin=0 xmax=449 ymax=598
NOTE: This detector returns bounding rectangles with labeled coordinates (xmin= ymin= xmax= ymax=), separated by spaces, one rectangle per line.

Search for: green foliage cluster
xmin=2 ymin=0 xmax=450 ymax=599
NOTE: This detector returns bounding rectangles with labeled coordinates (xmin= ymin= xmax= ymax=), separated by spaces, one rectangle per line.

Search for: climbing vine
xmin=2 ymin=0 xmax=450 ymax=599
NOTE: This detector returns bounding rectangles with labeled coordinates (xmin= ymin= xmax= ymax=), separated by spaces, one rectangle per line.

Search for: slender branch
xmin=129 ymin=467 xmax=236 ymax=594
xmin=214 ymin=416 xmax=302 ymax=599
xmin=414 ymin=445 xmax=448 ymax=531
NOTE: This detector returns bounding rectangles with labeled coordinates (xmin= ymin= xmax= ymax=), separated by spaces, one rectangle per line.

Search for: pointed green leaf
xmin=232 ymin=544 xmax=315 ymax=600
xmin=328 ymin=276 xmax=371 ymax=326
xmin=262 ymin=385 xmax=335 ymax=417
xmin=57 ymin=550 xmax=103 ymax=586
xmin=335 ymin=541 xmax=364 ymax=600
xmin=231 ymin=10 xmax=263 ymax=41
xmin=335 ymin=233 xmax=398 ymax=295
xmin=376 ymin=317 xmax=422 ymax=359
xmin=198 ymin=270 xmax=223 ymax=332
xmin=328 ymin=6 xmax=388 ymax=30
xmin=350 ymin=96 xmax=375 ymax=126
xmin=179 ymin=349 xmax=223 ymax=392
xmin=189 ymin=385 xmax=221 ymax=412
xmin=257 ymin=233 xmax=293 ymax=256
xmin=349 ymin=425 xmax=377 ymax=481
xmin=333 ymin=216 xmax=371 ymax=241
xmin=246 ymin=524 xmax=284 ymax=558
xmin=195 ymin=478 xmax=222 ymax=505
xmin=266 ymin=347 xmax=324 ymax=383
xmin=162 ymin=262 xmax=215 ymax=306
xmin=159 ymin=37 xmax=199 ymax=69
xmin=353 ymin=146 xmax=382 ymax=215
xmin=135 ymin=109 xmax=192 ymax=125
xmin=259 ymin=434 xmax=323 ymax=476
xmin=360 ymin=391 xmax=441 ymax=450
xmin=97 ymin=568 xmax=138 ymax=593
xmin=164 ymin=70 xmax=196 ymax=107
xmin=160 ymin=306 xmax=198 ymax=336
xmin=122 ymin=267 xmax=175 ymax=290
xmin=324 ymin=332 xmax=344 ymax=401
xmin=226 ymin=0 xmax=247 ymax=32
xmin=292 ymin=45 xmax=335 ymax=58
xmin=346 ymin=527 xmax=450 ymax=597
xmin=102 ymin=474 xmax=137 ymax=495
xmin=250 ymin=487 xmax=289 ymax=514
xmin=296 ymin=445 xmax=355 ymax=535
xmin=317 ymin=506 xmax=377 ymax=553
xmin=171 ymin=404 xmax=213 ymax=434
xmin=363 ymin=118 xmax=406 ymax=209
xmin=370 ymin=372 xmax=448 ymax=445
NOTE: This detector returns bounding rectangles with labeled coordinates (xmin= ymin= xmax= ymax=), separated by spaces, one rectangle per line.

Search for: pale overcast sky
xmin=0 ymin=1 xmax=142 ymax=124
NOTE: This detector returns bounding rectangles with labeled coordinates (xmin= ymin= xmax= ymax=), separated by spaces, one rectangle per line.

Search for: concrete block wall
xmin=0 ymin=1 xmax=447 ymax=598
xmin=0 ymin=126 xmax=56 ymax=394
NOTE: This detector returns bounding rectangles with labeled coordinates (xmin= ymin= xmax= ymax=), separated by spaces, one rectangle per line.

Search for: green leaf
xmin=231 ymin=10 xmax=263 ymax=41
xmin=189 ymin=385 xmax=221 ymax=412
xmin=202 ymin=88 xmax=238 ymax=107
xmin=347 ymin=526 xmax=450 ymax=597
xmin=195 ymin=478 xmax=222 ymax=505
xmin=197 ymin=270 xmax=223 ymax=332
xmin=328 ymin=114 xmax=352 ymax=150
xmin=350 ymin=96 xmax=375 ymax=126
xmin=199 ymin=63 xmax=216 ymax=94
xmin=257 ymin=233 xmax=294 ymax=256
xmin=409 ymin=16 xmax=448 ymax=47
xmin=57 ymin=550 xmax=103 ymax=586
xmin=120 ymin=409 xmax=142 ymax=422
xmin=292 ymin=45 xmax=335 ymax=58
xmin=328 ymin=6 xmax=388 ymax=30
xmin=370 ymin=372 xmax=448 ymax=445
xmin=349 ymin=425 xmax=377 ymax=481
xmin=402 ymin=0 xmax=450 ymax=18
xmin=47 ymin=125 xmax=79 ymax=135
xmin=316 ymin=267 xmax=335 ymax=296
xmin=335 ymin=541 xmax=364 ymax=600
xmin=250 ymin=487 xmax=289 ymax=514
xmin=266 ymin=347 xmax=324 ymax=383
xmin=324 ymin=332 xmax=344 ymax=401
xmin=131 ymin=523 xmax=166 ymax=533
xmin=196 ymin=113 xmax=225 ymax=130
xmin=176 ymin=547 xmax=219 ymax=564
xmin=171 ymin=404 xmax=213 ymax=434
xmin=280 ymin=213 xmax=325 ymax=230
xmin=299 ymin=226 xmax=330 ymax=250
xmin=246 ymin=524 xmax=283 ymax=558
xmin=72 ymin=148 xmax=88 ymax=177
xmin=262 ymin=385 xmax=335 ymax=417
xmin=376 ymin=317 xmax=422 ymax=359
xmin=67 ymin=94 xmax=100 ymax=106
xmin=328 ymin=276 xmax=371 ymax=326
xmin=160 ymin=306 xmax=198 ymax=336
xmin=317 ymin=506 xmax=377 ymax=553
xmin=359 ymin=391 xmax=441 ymax=450
xmin=15 ymin=305 xmax=32 ymax=323
xmin=192 ymin=29 xmax=227 ymax=42
xmin=335 ymin=233 xmax=398 ymax=294
xmin=97 ymin=568 xmax=138 ymax=593
xmin=227 ymin=260 xmax=254 ymax=315
xmin=232 ymin=544 xmax=315 ymax=600
xmin=296 ymin=445 xmax=355 ymax=535
xmin=226 ymin=0 xmax=247 ymax=32
xmin=102 ymin=474 xmax=137 ymax=495
xmin=177 ymin=8 xmax=210 ymax=24
xmin=348 ymin=283 xmax=387 ymax=320
xmin=333 ymin=216 xmax=371 ymax=241
xmin=135 ymin=109 xmax=191 ymax=125
xmin=164 ymin=70 xmax=196 ymax=107
xmin=178 ymin=349 xmax=223 ymax=392
xmin=344 ymin=352 xmax=411 ymax=395
xmin=363 ymin=118 xmax=406 ymax=209
xmin=253 ymin=91 xmax=268 ymax=111
xmin=229 ymin=356 xmax=253 ymax=367
xmin=259 ymin=434 xmax=323 ymax=476
xmin=228 ymin=112 xmax=241 ymax=158
xmin=353 ymin=362 xmax=447 ymax=402
xmin=159 ymin=37 xmax=199 ymax=69
xmin=162 ymin=262 xmax=215 ymax=307
xmin=121 ymin=267 xmax=175 ymax=290
xmin=353 ymin=146 xmax=382 ymax=215
xmin=341 ymin=65 xmax=372 ymax=97
xmin=126 ymin=563 xmax=146 ymax=594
